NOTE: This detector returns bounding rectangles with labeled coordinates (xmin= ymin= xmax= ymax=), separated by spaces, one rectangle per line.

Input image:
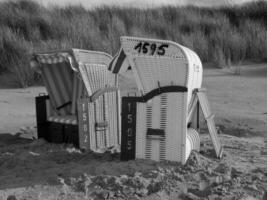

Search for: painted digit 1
xmin=128 ymin=102 xmax=131 ymax=112
xmin=82 ymin=102 xmax=86 ymax=112
xmin=134 ymin=42 xmax=142 ymax=53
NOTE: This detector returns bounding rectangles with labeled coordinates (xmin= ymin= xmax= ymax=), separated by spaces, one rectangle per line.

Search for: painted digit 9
xmin=150 ymin=43 xmax=157 ymax=55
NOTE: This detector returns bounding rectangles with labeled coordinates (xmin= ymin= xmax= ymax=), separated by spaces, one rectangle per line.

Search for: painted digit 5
xmin=142 ymin=42 xmax=149 ymax=54
xmin=157 ymin=44 xmax=169 ymax=56
xmin=127 ymin=114 xmax=133 ymax=123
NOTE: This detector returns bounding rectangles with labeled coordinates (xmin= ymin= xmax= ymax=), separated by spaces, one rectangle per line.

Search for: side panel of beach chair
xmin=78 ymin=91 xmax=119 ymax=151
xmin=196 ymin=90 xmax=223 ymax=158
xmin=186 ymin=88 xmax=223 ymax=158
xmin=77 ymin=61 xmax=120 ymax=151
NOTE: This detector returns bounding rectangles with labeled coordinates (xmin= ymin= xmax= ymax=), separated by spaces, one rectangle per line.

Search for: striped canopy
xmin=31 ymin=50 xmax=85 ymax=116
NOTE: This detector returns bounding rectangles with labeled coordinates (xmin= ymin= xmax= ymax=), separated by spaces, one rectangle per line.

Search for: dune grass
xmin=0 ymin=0 xmax=267 ymax=87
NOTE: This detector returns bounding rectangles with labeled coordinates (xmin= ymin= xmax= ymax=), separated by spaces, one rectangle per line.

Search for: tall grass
xmin=0 ymin=0 xmax=267 ymax=87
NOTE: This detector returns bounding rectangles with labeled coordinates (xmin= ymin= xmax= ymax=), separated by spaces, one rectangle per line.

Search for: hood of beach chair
xmin=109 ymin=36 xmax=203 ymax=104
xmin=30 ymin=49 xmax=86 ymax=116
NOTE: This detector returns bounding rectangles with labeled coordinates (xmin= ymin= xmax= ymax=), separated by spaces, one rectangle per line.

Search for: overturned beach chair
xmin=31 ymin=49 xmax=120 ymax=151
xmin=109 ymin=36 xmax=223 ymax=164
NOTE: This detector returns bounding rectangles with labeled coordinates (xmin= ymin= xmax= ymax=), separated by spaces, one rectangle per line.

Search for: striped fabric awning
xmin=30 ymin=50 xmax=86 ymax=116
xmin=108 ymin=47 xmax=130 ymax=74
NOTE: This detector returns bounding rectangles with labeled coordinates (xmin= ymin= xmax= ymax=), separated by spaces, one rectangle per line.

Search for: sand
xmin=0 ymin=87 xmax=46 ymax=134
xmin=0 ymin=64 xmax=266 ymax=199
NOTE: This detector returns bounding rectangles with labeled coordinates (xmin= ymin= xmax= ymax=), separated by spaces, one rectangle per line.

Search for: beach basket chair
xmin=109 ymin=36 xmax=223 ymax=163
xmin=31 ymin=49 xmax=120 ymax=151
xmin=31 ymin=50 xmax=84 ymax=146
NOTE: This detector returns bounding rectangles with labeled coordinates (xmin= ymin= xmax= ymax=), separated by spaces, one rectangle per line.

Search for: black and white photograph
xmin=0 ymin=0 xmax=266 ymax=199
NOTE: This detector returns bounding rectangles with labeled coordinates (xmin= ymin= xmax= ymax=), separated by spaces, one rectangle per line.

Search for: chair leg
xmin=35 ymin=95 xmax=49 ymax=139
xmin=64 ymin=124 xmax=79 ymax=147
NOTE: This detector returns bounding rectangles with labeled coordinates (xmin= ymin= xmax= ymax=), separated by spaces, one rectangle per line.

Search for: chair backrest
xmin=78 ymin=63 xmax=116 ymax=96
xmin=111 ymin=36 xmax=203 ymax=105
xmin=31 ymin=50 xmax=85 ymax=116
xmin=72 ymin=49 xmax=116 ymax=96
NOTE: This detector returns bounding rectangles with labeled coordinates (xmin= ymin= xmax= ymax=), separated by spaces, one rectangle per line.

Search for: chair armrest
xmin=90 ymin=86 xmax=118 ymax=102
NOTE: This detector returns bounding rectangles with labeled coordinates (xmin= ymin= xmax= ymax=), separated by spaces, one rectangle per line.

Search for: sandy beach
xmin=0 ymin=65 xmax=266 ymax=199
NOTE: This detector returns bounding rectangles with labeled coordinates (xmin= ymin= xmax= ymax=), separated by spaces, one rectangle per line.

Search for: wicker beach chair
xmin=31 ymin=50 xmax=84 ymax=145
xmin=31 ymin=49 xmax=120 ymax=151
xmin=109 ymin=36 xmax=222 ymax=163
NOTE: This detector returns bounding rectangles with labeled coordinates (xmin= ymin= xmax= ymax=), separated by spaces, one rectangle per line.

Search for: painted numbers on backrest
xmin=120 ymin=37 xmax=189 ymax=94
xmin=134 ymin=42 xmax=169 ymax=56
xmin=121 ymin=37 xmax=186 ymax=59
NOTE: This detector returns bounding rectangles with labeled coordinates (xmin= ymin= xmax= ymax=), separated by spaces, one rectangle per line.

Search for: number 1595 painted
xmin=134 ymin=42 xmax=169 ymax=56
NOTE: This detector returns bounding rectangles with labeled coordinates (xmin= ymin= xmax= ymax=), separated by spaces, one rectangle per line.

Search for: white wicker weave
xmin=135 ymin=93 xmax=188 ymax=162
xmin=120 ymin=36 xmax=203 ymax=105
xmin=75 ymin=53 xmax=121 ymax=152
xmin=72 ymin=49 xmax=112 ymax=67
xmin=186 ymin=128 xmax=201 ymax=159
xmin=112 ymin=36 xmax=204 ymax=163
xmin=111 ymin=36 xmax=222 ymax=163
